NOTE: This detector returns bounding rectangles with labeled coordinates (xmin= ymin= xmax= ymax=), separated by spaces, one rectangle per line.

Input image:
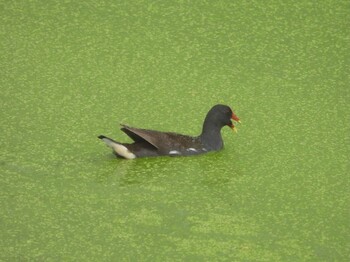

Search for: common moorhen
xmin=98 ymin=104 xmax=240 ymax=159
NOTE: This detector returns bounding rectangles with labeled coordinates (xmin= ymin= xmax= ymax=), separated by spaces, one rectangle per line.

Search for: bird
xmin=98 ymin=104 xmax=240 ymax=159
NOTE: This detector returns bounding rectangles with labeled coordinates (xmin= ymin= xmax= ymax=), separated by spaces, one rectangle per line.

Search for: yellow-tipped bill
xmin=230 ymin=112 xmax=241 ymax=133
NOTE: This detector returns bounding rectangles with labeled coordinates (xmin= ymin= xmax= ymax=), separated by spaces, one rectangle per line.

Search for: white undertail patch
xmin=169 ymin=150 xmax=181 ymax=155
xmin=112 ymin=144 xmax=136 ymax=159
xmin=101 ymin=138 xmax=136 ymax=159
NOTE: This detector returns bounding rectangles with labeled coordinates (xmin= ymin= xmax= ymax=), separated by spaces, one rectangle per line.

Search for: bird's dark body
xmin=98 ymin=104 xmax=240 ymax=159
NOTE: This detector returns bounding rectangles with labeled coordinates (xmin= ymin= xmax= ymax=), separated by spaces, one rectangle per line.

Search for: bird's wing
xmin=120 ymin=124 xmax=198 ymax=152
xmin=120 ymin=124 xmax=165 ymax=149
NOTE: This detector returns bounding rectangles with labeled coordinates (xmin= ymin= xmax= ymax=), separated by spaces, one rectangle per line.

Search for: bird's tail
xmin=98 ymin=135 xmax=136 ymax=159
xmin=98 ymin=135 xmax=120 ymax=148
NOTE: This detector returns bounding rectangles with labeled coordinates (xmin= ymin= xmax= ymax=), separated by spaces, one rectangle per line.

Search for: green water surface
xmin=1 ymin=1 xmax=349 ymax=261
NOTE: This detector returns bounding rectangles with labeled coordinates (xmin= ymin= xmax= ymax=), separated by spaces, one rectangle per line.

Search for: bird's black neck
xmin=199 ymin=120 xmax=223 ymax=150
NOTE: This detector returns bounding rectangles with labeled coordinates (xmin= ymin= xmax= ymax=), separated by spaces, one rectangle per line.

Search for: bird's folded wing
xmin=120 ymin=124 xmax=162 ymax=149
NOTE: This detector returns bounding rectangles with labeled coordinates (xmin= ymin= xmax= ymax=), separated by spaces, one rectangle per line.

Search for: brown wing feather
xmin=120 ymin=124 xmax=164 ymax=149
xmin=120 ymin=126 xmax=150 ymax=144
xmin=120 ymin=124 xmax=201 ymax=153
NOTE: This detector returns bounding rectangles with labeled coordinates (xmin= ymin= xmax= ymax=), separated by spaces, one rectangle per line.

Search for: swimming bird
xmin=98 ymin=104 xmax=240 ymax=159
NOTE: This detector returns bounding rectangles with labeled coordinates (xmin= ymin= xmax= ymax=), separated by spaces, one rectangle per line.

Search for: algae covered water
xmin=1 ymin=1 xmax=349 ymax=261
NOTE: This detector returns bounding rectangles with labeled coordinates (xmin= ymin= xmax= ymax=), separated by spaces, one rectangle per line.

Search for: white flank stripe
xmin=169 ymin=150 xmax=180 ymax=155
